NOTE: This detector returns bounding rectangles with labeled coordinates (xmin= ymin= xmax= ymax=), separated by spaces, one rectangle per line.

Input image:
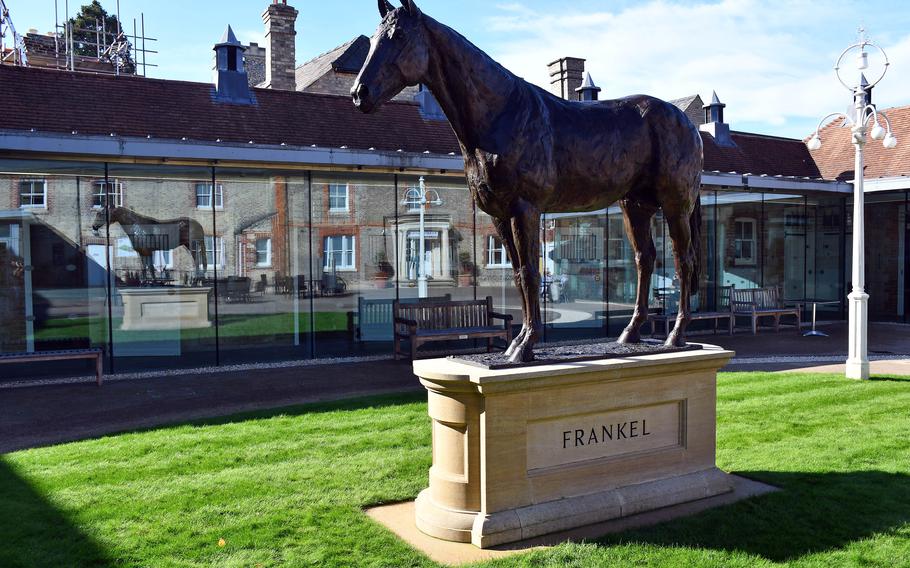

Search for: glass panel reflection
xmin=0 ymin=159 xmax=108 ymax=381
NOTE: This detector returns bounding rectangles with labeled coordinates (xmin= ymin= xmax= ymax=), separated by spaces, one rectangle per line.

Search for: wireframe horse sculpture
xmin=353 ymin=0 xmax=703 ymax=363
xmin=91 ymin=206 xmax=208 ymax=277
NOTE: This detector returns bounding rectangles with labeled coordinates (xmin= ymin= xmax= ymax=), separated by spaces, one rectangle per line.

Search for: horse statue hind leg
xmin=663 ymin=196 xmax=701 ymax=347
xmin=617 ymin=199 xmax=659 ymax=345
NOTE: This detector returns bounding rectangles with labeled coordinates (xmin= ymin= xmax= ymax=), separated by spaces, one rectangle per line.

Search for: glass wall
xmin=0 ymin=157 xmax=868 ymax=381
xmin=863 ymin=191 xmax=909 ymax=322
xmin=0 ymin=159 xmax=109 ymax=380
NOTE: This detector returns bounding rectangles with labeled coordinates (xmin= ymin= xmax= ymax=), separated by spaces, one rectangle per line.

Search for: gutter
xmin=702 ymin=171 xmax=850 ymax=194
xmin=0 ymin=131 xmax=854 ymax=196
xmin=860 ymin=176 xmax=910 ymax=193
xmin=0 ymin=131 xmax=465 ymax=172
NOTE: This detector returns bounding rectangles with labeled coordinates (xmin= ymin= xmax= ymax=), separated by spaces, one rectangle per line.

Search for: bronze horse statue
xmin=91 ymin=206 xmax=208 ymax=276
xmin=353 ymin=0 xmax=703 ymax=363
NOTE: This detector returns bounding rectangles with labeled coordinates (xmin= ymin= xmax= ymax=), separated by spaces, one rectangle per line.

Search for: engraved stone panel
xmin=141 ymin=301 xmax=196 ymax=318
xmin=526 ymin=401 xmax=683 ymax=471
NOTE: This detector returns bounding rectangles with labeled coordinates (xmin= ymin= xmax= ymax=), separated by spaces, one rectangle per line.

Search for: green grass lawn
xmin=35 ymin=312 xmax=351 ymax=345
xmin=2 ymin=372 xmax=909 ymax=567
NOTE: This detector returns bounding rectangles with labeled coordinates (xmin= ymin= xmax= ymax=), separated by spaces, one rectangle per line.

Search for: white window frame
xmin=18 ymin=179 xmax=47 ymax=209
xmin=255 ymin=237 xmax=272 ymax=267
xmin=733 ymin=217 xmax=757 ymax=266
xmin=92 ymin=180 xmax=123 ymax=209
xmin=197 ymin=236 xmax=226 ymax=270
xmin=328 ymin=183 xmax=350 ymax=212
xmin=195 ymin=183 xmax=224 ymax=209
xmin=405 ymin=185 xmax=422 ymax=213
xmin=153 ymin=250 xmax=174 ymax=270
xmin=487 ymin=235 xmax=510 ymax=268
xmin=323 ymin=235 xmax=356 ymax=271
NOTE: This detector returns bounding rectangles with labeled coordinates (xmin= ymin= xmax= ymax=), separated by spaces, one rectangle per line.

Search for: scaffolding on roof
xmin=0 ymin=0 xmax=27 ymax=66
xmin=51 ymin=0 xmax=158 ymax=76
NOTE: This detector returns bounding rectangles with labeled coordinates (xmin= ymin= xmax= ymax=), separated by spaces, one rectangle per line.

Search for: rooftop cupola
xmin=700 ymin=91 xmax=734 ymax=147
xmin=575 ymin=72 xmax=602 ymax=102
xmin=213 ymin=25 xmax=254 ymax=105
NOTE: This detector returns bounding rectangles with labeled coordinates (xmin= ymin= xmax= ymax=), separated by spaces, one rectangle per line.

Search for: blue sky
xmin=7 ymin=0 xmax=910 ymax=139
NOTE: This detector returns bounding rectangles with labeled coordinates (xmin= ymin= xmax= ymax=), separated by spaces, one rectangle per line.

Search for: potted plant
xmin=373 ymin=251 xmax=394 ymax=288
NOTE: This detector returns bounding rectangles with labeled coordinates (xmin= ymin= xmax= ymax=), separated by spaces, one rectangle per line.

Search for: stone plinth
xmin=412 ymin=344 xmax=735 ymax=548
xmin=118 ymin=287 xmax=212 ymax=331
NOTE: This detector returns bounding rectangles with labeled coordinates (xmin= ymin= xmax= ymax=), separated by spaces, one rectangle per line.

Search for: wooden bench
xmin=0 ymin=348 xmax=104 ymax=386
xmin=393 ymin=296 xmax=513 ymax=360
xmin=732 ymin=286 xmax=801 ymax=334
xmin=355 ymin=294 xmax=452 ymax=342
xmin=648 ymin=285 xmax=735 ymax=338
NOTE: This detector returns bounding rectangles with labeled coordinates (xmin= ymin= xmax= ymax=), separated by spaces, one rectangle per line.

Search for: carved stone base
xmin=412 ymin=344 xmax=736 ymax=548
xmin=119 ymin=287 xmax=212 ymax=331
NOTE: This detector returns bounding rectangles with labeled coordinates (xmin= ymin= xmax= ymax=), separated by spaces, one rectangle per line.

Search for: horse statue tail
xmin=688 ymin=194 xmax=702 ymax=297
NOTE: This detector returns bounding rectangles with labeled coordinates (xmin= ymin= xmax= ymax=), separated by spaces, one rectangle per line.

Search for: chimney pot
xmin=262 ymin=0 xmax=299 ymax=90
xmin=547 ymin=57 xmax=586 ymax=101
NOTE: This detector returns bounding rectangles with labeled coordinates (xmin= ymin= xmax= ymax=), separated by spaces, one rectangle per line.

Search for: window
xmin=328 ymin=184 xmax=349 ymax=212
xmin=323 ymin=235 xmax=355 ymax=270
xmin=153 ymin=250 xmax=173 ymax=270
xmin=19 ymin=179 xmax=47 ymax=209
xmin=194 ymin=236 xmax=225 ymax=269
xmin=405 ymin=186 xmax=421 ymax=212
xmin=196 ymin=183 xmax=224 ymax=209
xmin=733 ymin=218 xmax=757 ymax=266
xmin=255 ymin=238 xmax=271 ymax=267
xmin=487 ymin=235 xmax=510 ymax=267
xmin=93 ymin=180 xmax=123 ymax=208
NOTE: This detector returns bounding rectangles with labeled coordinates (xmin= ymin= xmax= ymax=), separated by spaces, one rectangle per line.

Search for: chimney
xmin=575 ymin=72 xmax=602 ymax=102
xmin=548 ymin=57 xmax=585 ymax=101
xmin=213 ymin=26 xmax=254 ymax=105
xmin=262 ymin=0 xmax=299 ymax=91
xmin=700 ymin=91 xmax=735 ymax=147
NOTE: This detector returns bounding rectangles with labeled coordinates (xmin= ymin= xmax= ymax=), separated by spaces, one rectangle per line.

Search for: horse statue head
xmin=90 ymin=207 xmax=111 ymax=236
xmin=352 ymin=0 xmax=429 ymax=114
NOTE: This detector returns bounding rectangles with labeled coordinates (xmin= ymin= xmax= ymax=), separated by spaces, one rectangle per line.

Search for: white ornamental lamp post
xmin=402 ymin=177 xmax=442 ymax=298
xmin=807 ymin=31 xmax=898 ymax=380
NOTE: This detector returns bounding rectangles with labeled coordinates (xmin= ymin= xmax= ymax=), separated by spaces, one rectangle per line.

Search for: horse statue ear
xmin=378 ymin=0 xmax=394 ymax=17
xmin=400 ymin=0 xmax=421 ymax=16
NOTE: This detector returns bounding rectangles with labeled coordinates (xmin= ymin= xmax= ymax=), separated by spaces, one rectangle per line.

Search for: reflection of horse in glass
xmin=353 ymin=0 xmax=703 ymax=363
xmin=91 ymin=207 xmax=208 ymax=276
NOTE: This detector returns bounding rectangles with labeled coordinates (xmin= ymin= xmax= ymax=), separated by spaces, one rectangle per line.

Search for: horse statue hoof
xmin=508 ymin=346 xmax=535 ymax=364
xmin=617 ymin=329 xmax=642 ymax=344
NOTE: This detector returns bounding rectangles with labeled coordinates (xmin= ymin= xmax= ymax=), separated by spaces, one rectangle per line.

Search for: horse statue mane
xmin=354 ymin=0 xmax=703 ymax=363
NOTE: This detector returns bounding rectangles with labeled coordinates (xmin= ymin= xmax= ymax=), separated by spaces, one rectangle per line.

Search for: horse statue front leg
xmin=502 ymin=201 xmax=542 ymax=364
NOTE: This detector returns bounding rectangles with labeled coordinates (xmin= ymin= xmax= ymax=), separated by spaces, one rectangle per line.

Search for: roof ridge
xmin=729 ymin=130 xmax=803 ymax=143
xmin=295 ymin=36 xmax=362 ymax=71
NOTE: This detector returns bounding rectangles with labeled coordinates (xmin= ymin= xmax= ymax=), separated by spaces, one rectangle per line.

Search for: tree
xmin=68 ymin=1 xmax=135 ymax=73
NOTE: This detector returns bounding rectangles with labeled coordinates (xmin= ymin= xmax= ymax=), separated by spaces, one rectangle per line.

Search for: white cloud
xmin=480 ymin=0 xmax=910 ymax=138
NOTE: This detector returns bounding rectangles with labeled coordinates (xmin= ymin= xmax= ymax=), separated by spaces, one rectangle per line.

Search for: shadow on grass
xmin=869 ymin=375 xmax=910 ymax=382
xmin=595 ymin=470 xmax=910 ymax=562
xmin=0 ymin=458 xmax=110 ymax=567
xmin=133 ymin=391 xmax=428 ymax=434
